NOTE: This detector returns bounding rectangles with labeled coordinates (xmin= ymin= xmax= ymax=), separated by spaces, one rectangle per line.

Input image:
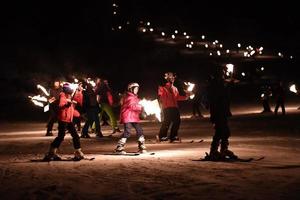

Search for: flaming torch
xmin=226 ymin=64 xmax=234 ymax=77
xmin=184 ymin=82 xmax=195 ymax=99
xmin=289 ymin=84 xmax=298 ymax=94
xmin=139 ymin=99 xmax=161 ymax=122
xmin=37 ymin=84 xmax=50 ymax=96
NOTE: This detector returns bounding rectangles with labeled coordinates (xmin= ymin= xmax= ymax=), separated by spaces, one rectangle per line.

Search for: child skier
xmin=43 ymin=83 xmax=85 ymax=161
xmin=115 ymin=83 xmax=147 ymax=154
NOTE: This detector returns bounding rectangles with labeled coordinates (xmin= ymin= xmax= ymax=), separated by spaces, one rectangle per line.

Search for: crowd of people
xmin=42 ymin=69 xmax=289 ymax=161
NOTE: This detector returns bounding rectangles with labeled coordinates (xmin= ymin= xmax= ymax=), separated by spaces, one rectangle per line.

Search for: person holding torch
xmin=205 ymin=67 xmax=237 ymax=160
xmin=157 ymin=72 xmax=190 ymax=143
xmin=45 ymin=80 xmax=62 ymax=136
xmin=43 ymin=83 xmax=84 ymax=161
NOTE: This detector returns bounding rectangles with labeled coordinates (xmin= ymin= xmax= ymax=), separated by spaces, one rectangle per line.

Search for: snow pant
xmin=192 ymin=101 xmax=202 ymax=116
xmin=51 ymin=121 xmax=81 ymax=149
xmin=275 ymin=100 xmax=285 ymax=115
xmin=159 ymin=107 xmax=181 ymax=139
xmin=82 ymin=107 xmax=101 ymax=135
xmin=99 ymin=103 xmax=118 ymax=129
xmin=73 ymin=116 xmax=81 ymax=131
xmin=46 ymin=107 xmax=58 ymax=133
xmin=121 ymin=123 xmax=144 ymax=138
xmin=210 ymin=118 xmax=230 ymax=152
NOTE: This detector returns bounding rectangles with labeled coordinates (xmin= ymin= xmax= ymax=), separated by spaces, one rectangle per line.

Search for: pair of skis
xmin=193 ymin=152 xmax=265 ymax=162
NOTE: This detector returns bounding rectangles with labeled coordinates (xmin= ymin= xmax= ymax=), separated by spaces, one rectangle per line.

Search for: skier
xmin=274 ymin=81 xmax=286 ymax=115
xmin=115 ymin=83 xmax=147 ymax=154
xmin=73 ymin=82 xmax=83 ymax=131
xmin=95 ymin=78 xmax=121 ymax=134
xmin=157 ymin=72 xmax=189 ymax=142
xmin=260 ymin=85 xmax=272 ymax=113
xmin=45 ymin=80 xmax=62 ymax=136
xmin=206 ymin=67 xmax=237 ymax=160
xmin=43 ymin=83 xmax=84 ymax=161
xmin=81 ymin=81 xmax=103 ymax=138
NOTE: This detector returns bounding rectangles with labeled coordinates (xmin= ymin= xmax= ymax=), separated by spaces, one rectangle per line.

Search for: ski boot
xmin=156 ymin=135 xmax=169 ymax=142
xmin=169 ymin=136 xmax=181 ymax=143
xmin=80 ymin=133 xmax=91 ymax=138
xmin=205 ymin=150 xmax=222 ymax=161
xmin=220 ymin=149 xmax=238 ymax=160
xmin=96 ymin=131 xmax=104 ymax=138
xmin=137 ymin=136 xmax=147 ymax=154
xmin=43 ymin=147 xmax=61 ymax=161
xmin=73 ymin=148 xmax=85 ymax=161
xmin=115 ymin=138 xmax=127 ymax=154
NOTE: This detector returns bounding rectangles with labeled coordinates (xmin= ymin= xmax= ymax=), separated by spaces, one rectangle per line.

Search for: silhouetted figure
xmin=81 ymin=83 xmax=103 ymax=138
xmin=207 ymin=68 xmax=237 ymax=160
xmin=274 ymin=81 xmax=286 ymax=115
xmin=190 ymin=84 xmax=204 ymax=119
xmin=261 ymin=85 xmax=272 ymax=113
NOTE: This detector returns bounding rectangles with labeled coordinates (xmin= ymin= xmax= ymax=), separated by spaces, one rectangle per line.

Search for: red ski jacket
xmin=57 ymin=92 xmax=74 ymax=123
xmin=158 ymin=82 xmax=187 ymax=109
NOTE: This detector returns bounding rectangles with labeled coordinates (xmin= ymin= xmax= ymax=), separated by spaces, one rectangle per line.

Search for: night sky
xmin=1 ymin=1 xmax=299 ymax=120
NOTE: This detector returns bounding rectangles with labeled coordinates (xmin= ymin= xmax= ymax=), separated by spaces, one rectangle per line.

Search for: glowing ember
xmin=139 ymin=99 xmax=161 ymax=122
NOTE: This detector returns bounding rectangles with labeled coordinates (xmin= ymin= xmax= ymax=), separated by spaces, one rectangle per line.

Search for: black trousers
xmin=275 ymin=100 xmax=285 ymax=115
xmin=192 ymin=101 xmax=202 ymax=116
xmin=46 ymin=108 xmax=58 ymax=132
xmin=262 ymin=100 xmax=272 ymax=112
xmin=211 ymin=118 xmax=231 ymax=151
xmin=159 ymin=107 xmax=181 ymax=139
xmin=51 ymin=121 xmax=81 ymax=149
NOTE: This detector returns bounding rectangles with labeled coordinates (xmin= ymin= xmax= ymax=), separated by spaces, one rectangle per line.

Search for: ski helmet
xmin=62 ymin=83 xmax=73 ymax=94
xmin=127 ymin=82 xmax=139 ymax=92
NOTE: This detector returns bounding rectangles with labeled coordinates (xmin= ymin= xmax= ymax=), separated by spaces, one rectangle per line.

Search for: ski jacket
xmin=57 ymin=92 xmax=74 ymax=123
xmin=120 ymin=92 xmax=143 ymax=123
xmin=158 ymin=82 xmax=187 ymax=109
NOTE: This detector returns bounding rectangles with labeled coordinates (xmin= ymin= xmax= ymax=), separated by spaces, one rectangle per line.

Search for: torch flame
xmin=31 ymin=99 xmax=44 ymax=107
xmin=226 ymin=64 xmax=234 ymax=74
xmin=37 ymin=84 xmax=50 ymax=96
xmin=290 ymin=84 xmax=297 ymax=94
xmin=184 ymin=82 xmax=195 ymax=92
xmin=139 ymin=99 xmax=161 ymax=122
xmin=28 ymin=95 xmax=48 ymax=102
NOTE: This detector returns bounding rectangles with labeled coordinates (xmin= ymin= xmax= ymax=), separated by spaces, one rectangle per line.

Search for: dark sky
xmin=2 ymin=1 xmax=300 ymax=91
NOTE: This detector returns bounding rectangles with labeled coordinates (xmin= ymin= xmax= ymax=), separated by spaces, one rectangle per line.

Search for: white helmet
xmin=127 ymin=82 xmax=139 ymax=91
